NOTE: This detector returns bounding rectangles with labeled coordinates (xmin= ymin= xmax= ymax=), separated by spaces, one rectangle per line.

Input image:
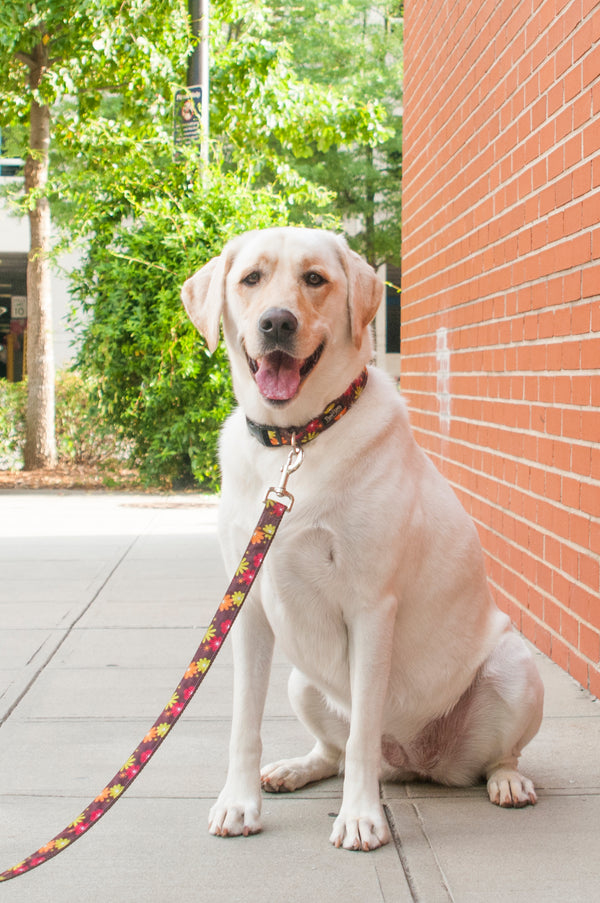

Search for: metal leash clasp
xmin=264 ymin=433 xmax=304 ymax=511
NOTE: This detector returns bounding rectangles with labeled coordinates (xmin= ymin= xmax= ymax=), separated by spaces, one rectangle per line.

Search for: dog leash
xmin=0 ymin=440 xmax=304 ymax=883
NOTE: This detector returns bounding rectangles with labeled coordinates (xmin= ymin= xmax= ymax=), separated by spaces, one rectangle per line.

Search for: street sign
xmin=11 ymin=296 xmax=27 ymax=319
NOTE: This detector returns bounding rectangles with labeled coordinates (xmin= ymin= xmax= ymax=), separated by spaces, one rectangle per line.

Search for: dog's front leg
xmin=330 ymin=593 xmax=396 ymax=852
xmin=208 ymin=597 xmax=274 ymax=838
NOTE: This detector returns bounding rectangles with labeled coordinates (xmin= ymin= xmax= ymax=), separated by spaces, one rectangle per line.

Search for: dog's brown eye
xmin=242 ymin=271 xmax=261 ymax=286
xmin=304 ymin=272 xmax=326 ymax=286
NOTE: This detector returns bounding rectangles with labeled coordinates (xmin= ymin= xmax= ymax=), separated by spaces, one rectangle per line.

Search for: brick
xmin=553 ymin=307 xmax=572 ymax=337
xmin=571 ymin=442 xmax=591 ymax=477
xmin=562 ymin=407 xmax=582 ymax=440
xmin=564 ymin=200 xmax=583 ymax=236
xmin=570 ymin=510 xmax=591 ymax=548
xmin=580 ymin=552 xmax=600 ymax=593
xmin=571 ymin=374 xmax=591 ymax=405
xmin=580 ymin=624 xmax=600 ymax=663
xmin=555 ymin=39 xmax=573 ymax=79
xmin=571 ymin=301 xmax=591 ymax=334
xmin=535 ymin=622 xmax=553 ymax=657
xmin=564 ymin=62 xmax=583 ymax=102
xmin=554 ymin=438 xmax=572 ymax=470
xmin=583 ymin=43 xmax=600 ymax=88
xmin=547 ymin=145 xmax=564 ymax=180
xmin=562 ymin=474 xmax=582 ymax=509
xmin=581 ymin=336 xmax=600 ymax=369
xmin=564 ymin=0 xmax=585 ymax=38
xmin=573 ymin=162 xmax=591 ymax=197
xmin=563 ymin=271 xmax=582 ymax=303
xmin=582 ymin=263 xmax=600 ymax=297
xmin=589 ymin=666 xmax=600 ymax=701
xmin=573 ymin=91 xmax=592 ymax=129
xmin=544 ymin=597 xmax=563 ymax=634
xmin=573 ymin=14 xmax=593 ymax=62
xmin=571 ymin=232 xmax=593 ymax=265
xmin=569 ymin=651 xmax=590 ymax=690
xmin=556 ymin=106 xmax=574 ymax=143
xmin=553 ymin=570 xmax=572 ymax=609
xmin=551 ymin=634 xmax=571 ymax=672
xmin=583 ymin=195 xmax=599 ymax=228
xmin=554 ymin=172 xmax=573 ymax=208
xmin=561 ymin=608 xmax=580 ymax=648
xmin=579 ymin=472 xmax=600 ymax=512
xmin=569 ymin=583 xmax=595 ymax=622
xmin=583 ymin=118 xmax=600 ymax=155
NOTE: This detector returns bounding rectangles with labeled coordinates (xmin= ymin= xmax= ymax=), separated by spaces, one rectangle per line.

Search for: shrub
xmin=0 ymin=370 xmax=131 ymax=471
xmin=70 ymin=163 xmax=292 ymax=491
xmin=54 ymin=371 xmax=133 ymax=467
xmin=0 ymin=378 xmax=26 ymax=469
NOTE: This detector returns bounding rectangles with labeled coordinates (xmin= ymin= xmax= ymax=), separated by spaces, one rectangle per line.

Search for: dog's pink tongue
xmin=255 ymin=351 xmax=302 ymax=401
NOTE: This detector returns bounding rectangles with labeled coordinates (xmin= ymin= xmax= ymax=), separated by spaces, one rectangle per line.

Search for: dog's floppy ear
xmin=337 ymin=238 xmax=384 ymax=349
xmin=181 ymin=255 xmax=227 ymax=353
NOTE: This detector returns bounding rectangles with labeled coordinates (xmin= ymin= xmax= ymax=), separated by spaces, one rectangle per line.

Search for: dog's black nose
xmin=258 ymin=308 xmax=298 ymax=344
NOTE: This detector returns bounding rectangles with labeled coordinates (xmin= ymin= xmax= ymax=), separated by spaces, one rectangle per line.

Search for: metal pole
xmin=187 ymin=0 xmax=209 ymax=165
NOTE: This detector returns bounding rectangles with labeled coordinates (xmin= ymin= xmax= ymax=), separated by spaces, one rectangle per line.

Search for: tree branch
xmin=15 ymin=51 xmax=35 ymax=68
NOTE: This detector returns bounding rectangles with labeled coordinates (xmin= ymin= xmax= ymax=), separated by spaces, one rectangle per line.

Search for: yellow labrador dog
xmin=181 ymin=227 xmax=544 ymax=852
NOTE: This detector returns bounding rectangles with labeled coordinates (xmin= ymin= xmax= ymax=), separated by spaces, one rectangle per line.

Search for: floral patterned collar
xmin=246 ymin=367 xmax=369 ymax=447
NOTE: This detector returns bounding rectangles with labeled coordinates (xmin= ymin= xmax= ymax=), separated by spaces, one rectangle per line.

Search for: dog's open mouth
xmin=247 ymin=343 xmax=325 ymax=402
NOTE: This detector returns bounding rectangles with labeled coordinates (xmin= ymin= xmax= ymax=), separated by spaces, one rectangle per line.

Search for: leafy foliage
xmin=70 ymin=155 xmax=290 ymax=489
xmin=0 ymin=379 xmax=26 ymax=469
xmin=0 ymin=371 xmax=131 ymax=470
xmin=1 ymin=0 xmax=403 ymax=487
xmin=216 ymin=0 xmax=404 ymax=266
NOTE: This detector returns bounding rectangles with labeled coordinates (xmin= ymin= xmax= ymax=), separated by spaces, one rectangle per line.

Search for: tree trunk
xmin=23 ymin=40 xmax=56 ymax=470
xmin=364 ymin=144 xmax=377 ymax=269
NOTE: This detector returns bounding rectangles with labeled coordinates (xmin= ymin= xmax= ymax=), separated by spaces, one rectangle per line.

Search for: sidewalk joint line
xmin=0 ymin=533 xmax=141 ymax=730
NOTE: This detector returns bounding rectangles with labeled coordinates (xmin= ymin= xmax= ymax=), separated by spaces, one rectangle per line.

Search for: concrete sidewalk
xmin=0 ymin=491 xmax=598 ymax=902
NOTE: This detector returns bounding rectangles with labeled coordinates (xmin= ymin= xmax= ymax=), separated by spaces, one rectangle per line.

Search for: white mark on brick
xmin=436 ymin=327 xmax=451 ymax=431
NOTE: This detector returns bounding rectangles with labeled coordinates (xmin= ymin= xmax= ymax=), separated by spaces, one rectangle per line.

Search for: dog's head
xmin=181 ymin=227 xmax=383 ymax=424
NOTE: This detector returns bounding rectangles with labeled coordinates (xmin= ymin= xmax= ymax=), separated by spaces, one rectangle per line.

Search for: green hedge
xmin=70 ymin=165 xmax=292 ymax=490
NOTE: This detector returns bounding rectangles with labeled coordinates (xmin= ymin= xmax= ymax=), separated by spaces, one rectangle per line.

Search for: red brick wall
xmin=401 ymin=0 xmax=600 ymax=696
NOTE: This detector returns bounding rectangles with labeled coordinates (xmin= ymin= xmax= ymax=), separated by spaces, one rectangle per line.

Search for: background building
xmin=0 ymin=159 xmax=77 ymax=381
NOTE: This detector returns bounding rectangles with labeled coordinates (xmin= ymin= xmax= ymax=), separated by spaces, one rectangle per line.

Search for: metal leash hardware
xmin=0 ymin=446 xmax=304 ymax=884
xmin=264 ymin=432 xmax=304 ymax=511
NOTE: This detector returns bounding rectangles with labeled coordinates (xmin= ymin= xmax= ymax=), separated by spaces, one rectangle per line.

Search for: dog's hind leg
xmin=483 ymin=634 xmax=544 ymax=808
xmin=261 ymin=668 xmax=346 ymax=792
xmin=422 ymin=630 xmax=544 ymax=807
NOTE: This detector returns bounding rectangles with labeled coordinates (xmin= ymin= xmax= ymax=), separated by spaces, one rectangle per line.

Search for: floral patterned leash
xmin=0 ymin=440 xmax=304 ymax=883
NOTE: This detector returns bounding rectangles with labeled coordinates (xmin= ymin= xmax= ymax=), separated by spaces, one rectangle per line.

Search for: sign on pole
xmin=11 ymin=296 xmax=27 ymax=319
xmin=174 ymin=86 xmax=203 ymax=147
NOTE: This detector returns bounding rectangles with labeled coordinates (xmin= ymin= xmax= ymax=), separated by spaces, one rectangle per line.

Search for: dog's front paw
xmin=329 ymin=805 xmax=391 ymax=852
xmin=208 ymin=791 xmax=262 ymax=838
xmin=487 ymin=768 xmax=537 ymax=808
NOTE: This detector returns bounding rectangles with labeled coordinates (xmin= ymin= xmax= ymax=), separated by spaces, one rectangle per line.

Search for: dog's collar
xmin=246 ymin=368 xmax=369 ymax=447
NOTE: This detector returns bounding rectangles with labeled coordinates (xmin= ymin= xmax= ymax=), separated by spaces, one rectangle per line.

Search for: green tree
xmin=216 ymin=0 xmax=404 ymax=267
xmin=0 ymin=0 xmax=188 ymax=468
xmin=1 ymin=1 xmax=402 ymax=487
xmin=57 ymin=2 xmax=398 ymax=487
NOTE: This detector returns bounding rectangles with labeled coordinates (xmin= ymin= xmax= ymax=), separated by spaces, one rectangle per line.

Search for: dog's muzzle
xmin=245 ymin=309 xmax=325 ymax=404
